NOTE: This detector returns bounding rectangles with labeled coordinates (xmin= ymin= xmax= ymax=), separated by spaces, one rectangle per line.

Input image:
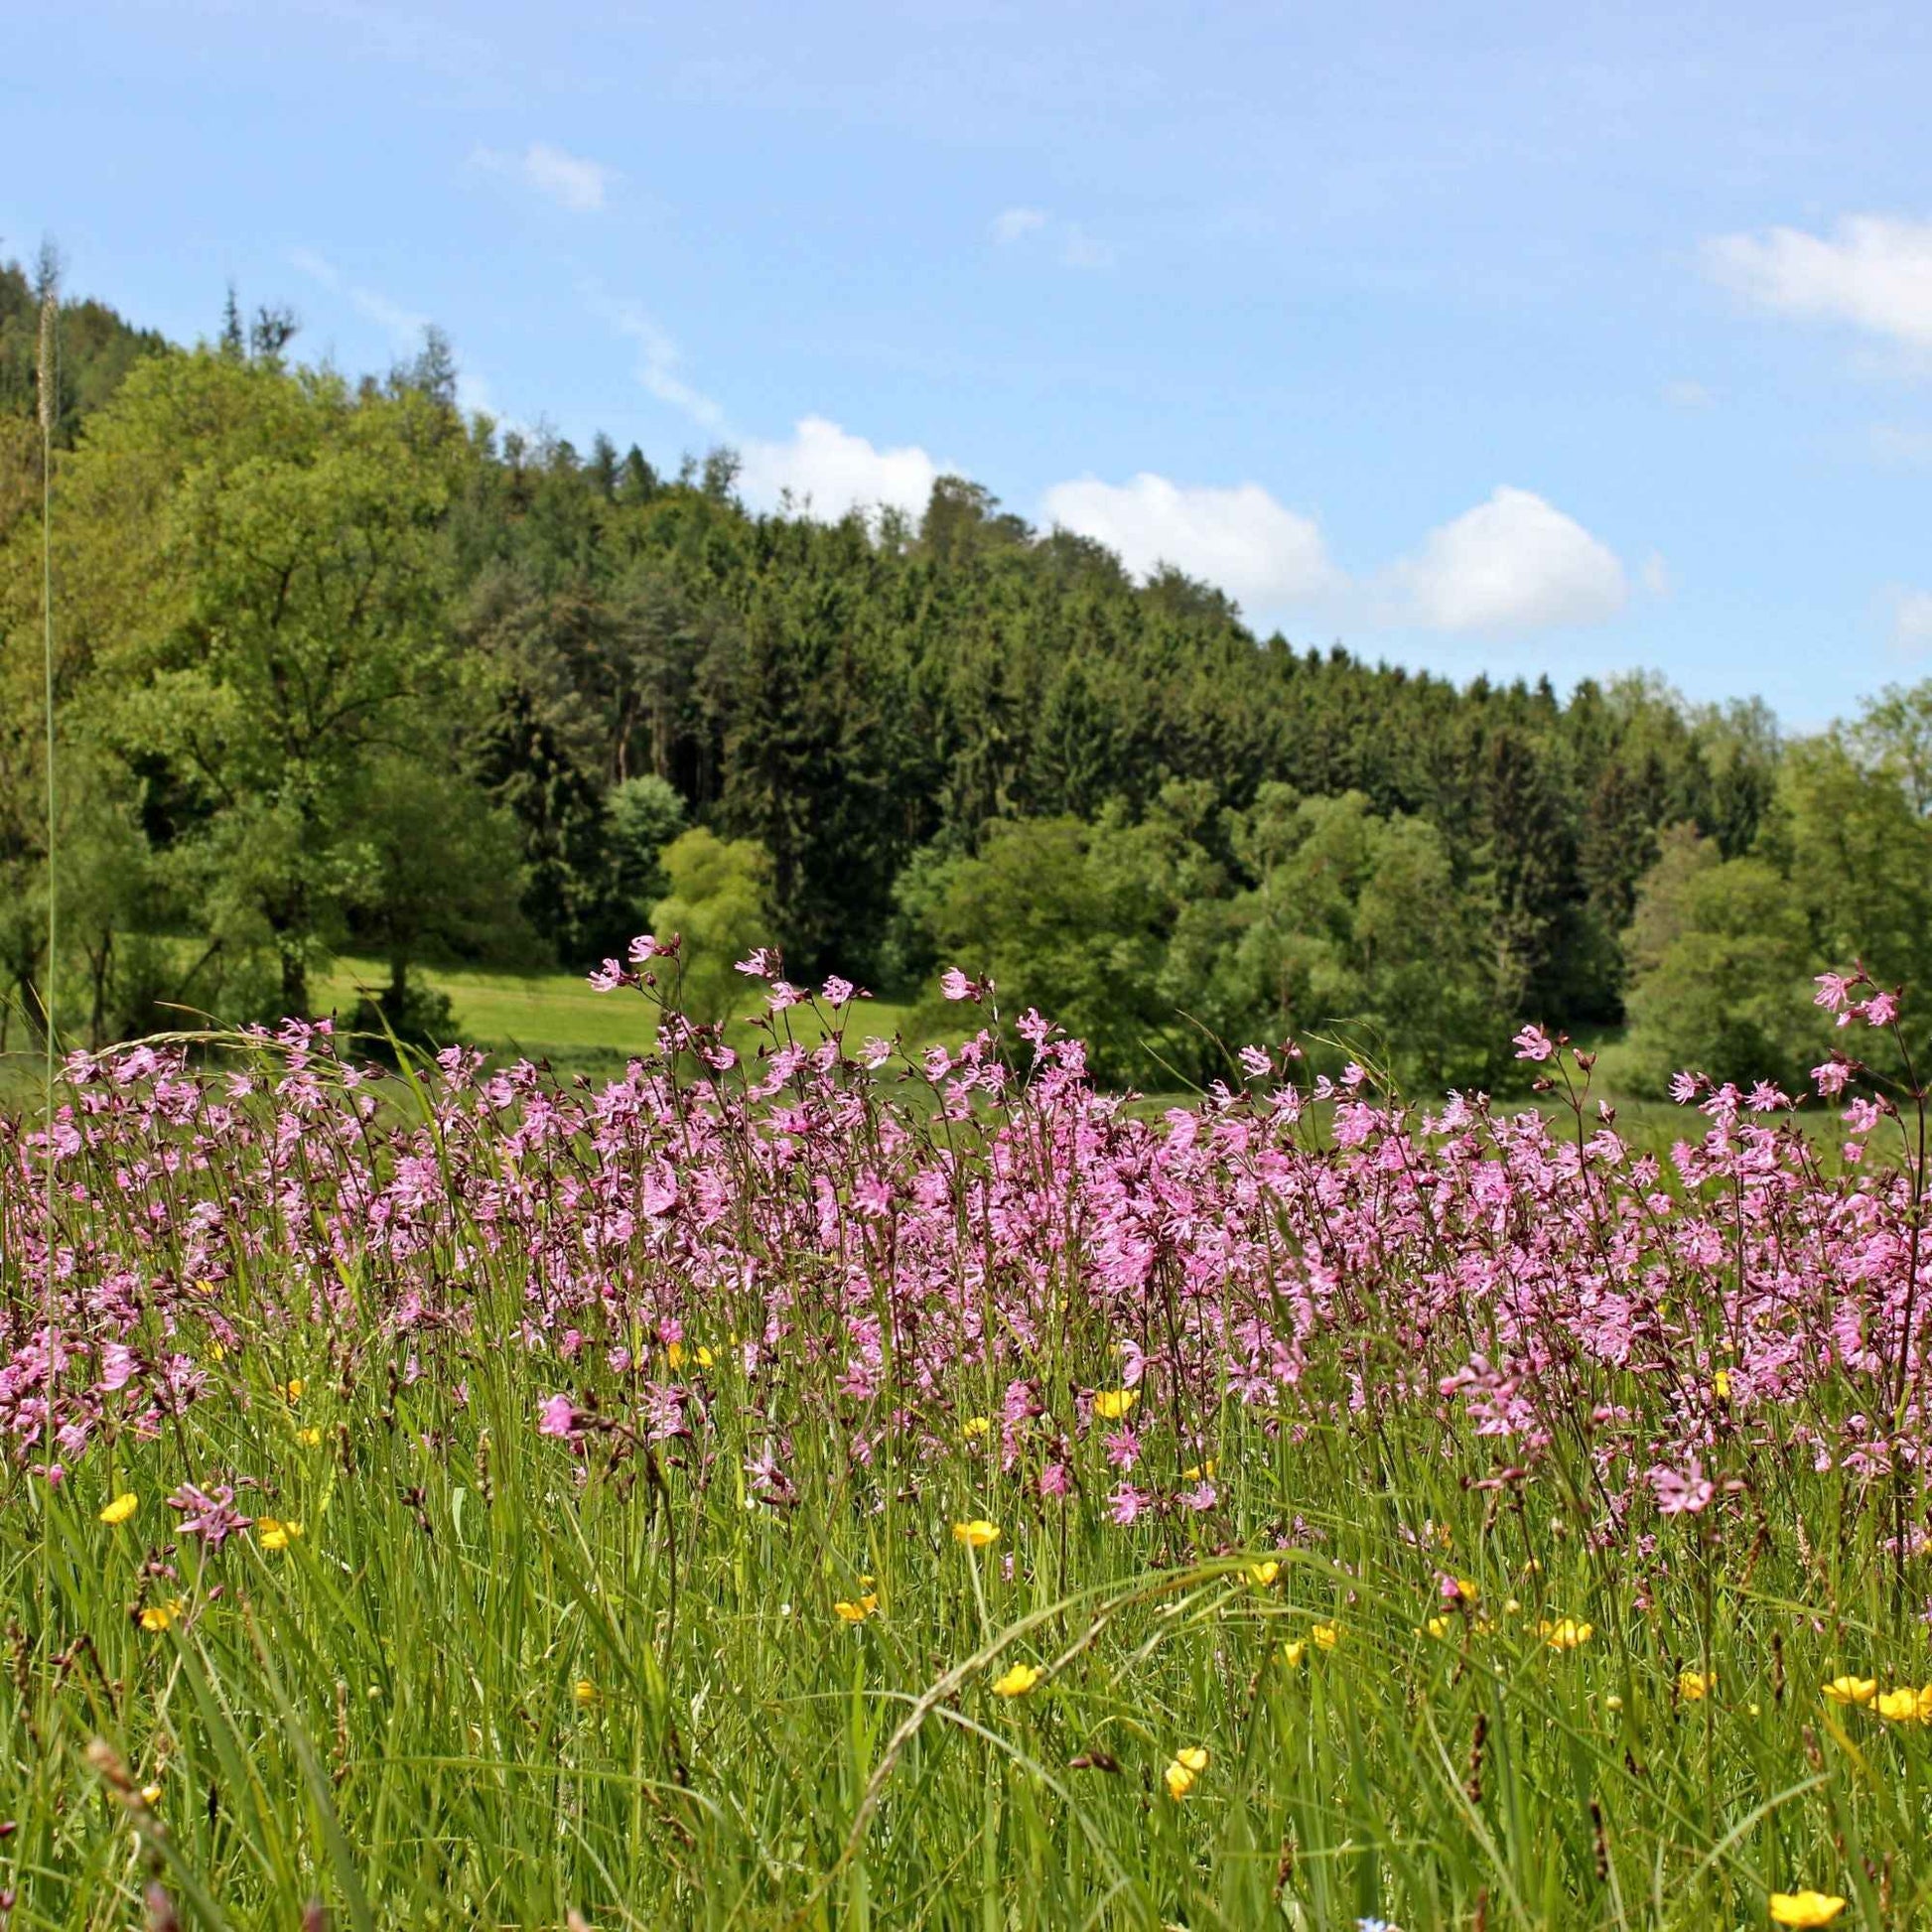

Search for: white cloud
xmin=1707 ymin=214 xmax=1932 ymax=350
xmin=1640 ymin=550 xmax=1672 ymax=598
xmin=991 ymin=207 xmax=1048 ymax=245
xmin=473 ymin=141 xmax=614 ymax=212
xmin=1390 ymin=486 xmax=1627 ymax=634
xmin=738 ymin=416 xmax=942 ymax=520
xmin=1890 ymin=587 xmax=1932 ymax=657
xmin=1040 ymin=473 xmax=1340 ymax=606
xmin=603 ymin=303 xmax=723 ymax=428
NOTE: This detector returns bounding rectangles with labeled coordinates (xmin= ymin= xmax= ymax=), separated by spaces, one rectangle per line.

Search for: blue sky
xmin=11 ymin=1 xmax=1932 ymax=726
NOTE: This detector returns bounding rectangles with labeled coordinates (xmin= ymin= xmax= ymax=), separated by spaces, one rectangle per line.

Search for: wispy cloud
xmin=990 ymin=207 xmax=1048 ymax=245
xmin=1058 ymin=224 xmax=1114 ymax=270
xmin=599 ymin=301 xmax=724 ymax=428
xmin=988 ymin=207 xmax=1113 ymax=269
xmin=1707 ymin=213 xmax=1932 ymax=355
xmin=288 ymin=246 xmax=424 ymax=341
xmin=472 ymin=141 xmax=615 ymax=212
xmin=286 ymin=247 xmax=494 ymax=417
xmin=1889 ymin=586 xmax=1932 ymax=657
xmin=1869 ymin=423 xmax=1932 ymax=467
xmin=1662 ymin=378 xmax=1713 ymax=410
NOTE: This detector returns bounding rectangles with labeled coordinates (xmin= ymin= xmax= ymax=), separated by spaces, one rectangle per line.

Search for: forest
xmin=5 ymin=255 xmax=1929 ymax=1094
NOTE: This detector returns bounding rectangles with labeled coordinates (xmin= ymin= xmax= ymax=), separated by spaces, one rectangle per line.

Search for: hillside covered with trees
xmin=3 ymin=265 xmax=1927 ymax=1092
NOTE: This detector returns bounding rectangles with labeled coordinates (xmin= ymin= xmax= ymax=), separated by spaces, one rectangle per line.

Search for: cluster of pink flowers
xmin=2 ymin=955 xmax=1927 ymax=1547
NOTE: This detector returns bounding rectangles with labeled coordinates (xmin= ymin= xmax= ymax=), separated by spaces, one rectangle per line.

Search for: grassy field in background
xmin=314 ymin=958 xmax=921 ymax=1072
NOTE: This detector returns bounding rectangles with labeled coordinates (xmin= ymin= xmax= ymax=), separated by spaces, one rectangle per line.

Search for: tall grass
xmin=1 ymin=962 xmax=1925 ymax=1928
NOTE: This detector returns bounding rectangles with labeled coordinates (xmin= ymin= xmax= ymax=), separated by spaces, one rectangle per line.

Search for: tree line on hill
xmin=3 ymin=255 xmax=1929 ymax=1093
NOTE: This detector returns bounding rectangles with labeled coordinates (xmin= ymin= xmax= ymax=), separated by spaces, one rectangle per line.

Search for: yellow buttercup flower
xmin=296 ymin=1426 xmax=324 ymax=1448
xmin=1425 ymin=1615 xmax=1452 ymax=1638
xmin=952 ymin=1519 xmax=1000 ymax=1550
xmin=695 ymin=1345 xmax=714 ymax=1368
xmin=1282 ymin=1639 xmax=1309 ymax=1666
xmin=1092 ymin=1389 xmax=1138 ymax=1421
xmin=833 ymin=1594 xmax=880 ymax=1623
xmin=962 ymin=1416 xmax=992 ymax=1440
xmin=1247 ymin=1560 xmax=1281 ymax=1588
xmin=283 ymin=1378 xmax=304 ymax=1403
xmin=1604 ymin=1694 xmax=1624 ymax=1712
xmin=665 ymin=1342 xmax=686 ymax=1370
xmin=257 ymin=1518 xmax=302 ymax=1552
xmin=1768 ymin=1891 xmax=1846 ymax=1927
xmin=1541 ymin=1616 xmax=1593 ymax=1651
xmin=1181 ymin=1459 xmax=1217 ymax=1481
xmin=572 ymin=1678 xmax=600 ymax=1709
xmin=1821 ymin=1675 xmax=1874 ymax=1707
xmin=1875 ymin=1686 xmax=1922 ymax=1723
xmin=1311 ymin=1623 xmax=1339 ymax=1650
xmin=992 ymin=1663 xmax=1041 ymax=1697
xmin=1715 ymin=1369 xmax=1731 ymax=1400
xmin=1503 ymin=1596 xmax=1522 ymax=1615
xmin=99 ymin=1492 xmax=138 ymax=1526
xmin=139 ymin=1782 xmax=164 ymax=1808
xmin=1680 ymin=1669 xmax=1716 ymax=1702
xmin=138 ymin=1598 xmax=184 ymax=1633
xmin=1164 ymin=1744 xmax=1208 ymax=1799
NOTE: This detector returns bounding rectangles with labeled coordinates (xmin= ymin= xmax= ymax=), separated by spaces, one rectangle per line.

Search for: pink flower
xmin=1814 ymin=972 xmax=1853 ymax=1013
xmin=1511 ymin=1025 xmax=1555 ymax=1063
xmin=1238 ymin=1044 xmax=1272 ymax=1079
xmin=822 ymin=976 xmax=856 ymax=1008
xmin=1038 ymin=1462 xmax=1071 ymax=1498
xmin=1812 ymin=1060 xmax=1852 ymax=1098
xmin=939 ymin=968 xmax=980 ymax=1003
xmin=1650 ymin=1460 xmax=1714 ymax=1516
xmin=1864 ymin=991 xmax=1900 ymax=1028
xmin=1109 ymin=1482 xmax=1151 ymax=1527
xmin=735 ymin=948 xmax=777 ymax=979
xmin=166 ymin=1480 xmax=251 ymax=1548
xmin=587 ymin=960 xmax=624 ymax=993
xmin=626 ymin=934 xmax=661 ymax=964
xmin=538 ymin=1395 xmax=579 ymax=1440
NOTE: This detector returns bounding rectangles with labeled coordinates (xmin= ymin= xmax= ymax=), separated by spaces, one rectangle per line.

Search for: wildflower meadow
xmin=4 ymin=941 xmax=1931 ymax=1930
